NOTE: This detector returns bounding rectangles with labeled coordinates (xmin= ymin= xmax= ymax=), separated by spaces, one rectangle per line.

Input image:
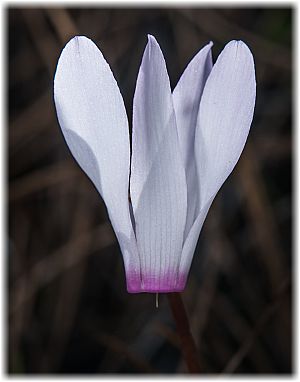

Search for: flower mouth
xmin=126 ymin=271 xmax=187 ymax=293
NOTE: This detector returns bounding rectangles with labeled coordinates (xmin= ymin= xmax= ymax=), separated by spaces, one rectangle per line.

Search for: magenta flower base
xmin=126 ymin=272 xmax=187 ymax=293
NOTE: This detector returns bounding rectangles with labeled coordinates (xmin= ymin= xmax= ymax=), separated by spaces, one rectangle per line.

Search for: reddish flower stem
xmin=168 ymin=293 xmax=201 ymax=373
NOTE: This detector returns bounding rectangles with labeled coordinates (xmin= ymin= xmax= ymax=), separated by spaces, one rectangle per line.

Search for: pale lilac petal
xmin=173 ymin=42 xmax=213 ymax=239
xmin=180 ymin=40 xmax=256 ymax=278
xmin=130 ymin=35 xmax=187 ymax=292
xmin=54 ymin=36 xmax=140 ymax=291
xmin=196 ymin=40 xmax=256 ymax=209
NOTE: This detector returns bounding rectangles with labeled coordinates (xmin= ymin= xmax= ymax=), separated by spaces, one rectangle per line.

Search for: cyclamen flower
xmin=54 ymin=35 xmax=256 ymax=293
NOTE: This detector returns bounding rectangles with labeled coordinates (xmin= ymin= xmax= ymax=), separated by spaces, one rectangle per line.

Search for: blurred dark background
xmin=8 ymin=7 xmax=292 ymax=374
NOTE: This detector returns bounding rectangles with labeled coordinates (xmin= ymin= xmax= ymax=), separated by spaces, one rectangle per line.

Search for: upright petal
xmin=180 ymin=40 xmax=256 ymax=278
xmin=130 ymin=35 xmax=187 ymax=292
xmin=54 ymin=36 xmax=141 ymax=291
xmin=196 ymin=40 xmax=256 ymax=210
xmin=173 ymin=42 xmax=213 ymax=239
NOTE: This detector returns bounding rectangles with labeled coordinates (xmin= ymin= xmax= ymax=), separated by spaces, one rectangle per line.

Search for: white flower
xmin=54 ymin=35 xmax=256 ymax=293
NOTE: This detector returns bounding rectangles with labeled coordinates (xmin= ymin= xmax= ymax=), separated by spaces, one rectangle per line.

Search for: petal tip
xmin=62 ymin=35 xmax=102 ymax=57
xmin=226 ymin=39 xmax=252 ymax=54
xmin=54 ymin=35 xmax=99 ymax=86
xmin=147 ymin=34 xmax=156 ymax=42
xmin=65 ymin=35 xmax=89 ymax=47
xmin=144 ymin=34 xmax=164 ymax=62
xmin=223 ymin=40 xmax=255 ymax=68
xmin=147 ymin=34 xmax=159 ymax=49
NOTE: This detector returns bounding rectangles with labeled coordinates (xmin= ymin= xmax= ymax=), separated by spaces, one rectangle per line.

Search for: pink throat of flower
xmin=126 ymin=272 xmax=187 ymax=293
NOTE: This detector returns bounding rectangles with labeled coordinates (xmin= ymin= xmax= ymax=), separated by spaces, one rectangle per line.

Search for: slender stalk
xmin=168 ymin=293 xmax=201 ymax=373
